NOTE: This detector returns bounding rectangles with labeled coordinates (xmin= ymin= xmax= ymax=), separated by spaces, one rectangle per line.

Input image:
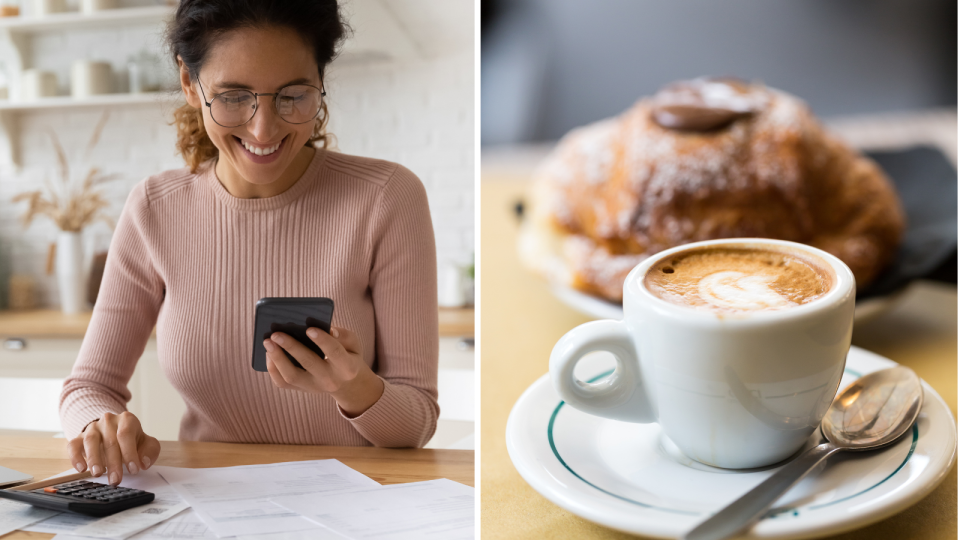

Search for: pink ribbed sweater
xmin=59 ymin=149 xmax=439 ymax=447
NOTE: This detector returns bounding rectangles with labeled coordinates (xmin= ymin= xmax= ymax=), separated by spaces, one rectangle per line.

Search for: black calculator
xmin=0 ymin=479 xmax=155 ymax=517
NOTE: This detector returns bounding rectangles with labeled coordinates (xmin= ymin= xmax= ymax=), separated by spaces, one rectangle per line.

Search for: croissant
xmin=520 ymin=77 xmax=905 ymax=302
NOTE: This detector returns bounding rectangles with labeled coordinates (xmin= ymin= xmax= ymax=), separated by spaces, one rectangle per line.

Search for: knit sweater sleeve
xmin=342 ymin=164 xmax=440 ymax=447
xmin=59 ymin=181 xmax=164 ymax=439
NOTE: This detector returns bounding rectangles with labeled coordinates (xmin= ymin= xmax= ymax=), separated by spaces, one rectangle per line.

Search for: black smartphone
xmin=252 ymin=297 xmax=334 ymax=372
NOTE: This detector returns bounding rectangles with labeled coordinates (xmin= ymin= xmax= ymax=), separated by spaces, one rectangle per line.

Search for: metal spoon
xmin=683 ymin=365 xmax=923 ymax=540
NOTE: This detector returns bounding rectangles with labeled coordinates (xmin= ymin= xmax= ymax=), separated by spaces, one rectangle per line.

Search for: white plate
xmin=551 ymin=284 xmax=909 ymax=324
xmin=506 ymin=346 xmax=957 ymax=539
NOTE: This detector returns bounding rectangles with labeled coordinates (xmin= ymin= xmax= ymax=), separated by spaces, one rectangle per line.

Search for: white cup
xmin=71 ymin=60 xmax=112 ymax=98
xmin=439 ymin=261 xmax=466 ymax=307
xmin=20 ymin=69 xmax=57 ymax=100
xmin=33 ymin=0 xmax=65 ymax=16
xmin=549 ymin=238 xmax=856 ymax=469
xmin=81 ymin=0 xmax=118 ymax=13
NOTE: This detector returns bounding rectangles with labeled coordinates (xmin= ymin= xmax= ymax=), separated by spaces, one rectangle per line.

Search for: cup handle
xmin=549 ymin=319 xmax=654 ymax=423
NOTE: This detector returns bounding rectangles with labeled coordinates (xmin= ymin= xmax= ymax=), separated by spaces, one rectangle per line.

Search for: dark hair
xmin=164 ymin=0 xmax=348 ymax=172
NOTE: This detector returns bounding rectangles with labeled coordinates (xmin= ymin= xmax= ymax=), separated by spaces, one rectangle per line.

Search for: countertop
xmin=0 ymin=306 xmax=474 ymax=339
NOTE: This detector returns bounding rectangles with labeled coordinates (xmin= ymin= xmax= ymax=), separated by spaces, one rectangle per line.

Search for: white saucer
xmin=552 ymin=284 xmax=908 ymax=324
xmin=506 ymin=346 xmax=957 ymax=539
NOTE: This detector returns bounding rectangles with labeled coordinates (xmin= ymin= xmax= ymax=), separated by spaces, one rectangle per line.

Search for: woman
xmin=60 ymin=0 xmax=439 ymax=487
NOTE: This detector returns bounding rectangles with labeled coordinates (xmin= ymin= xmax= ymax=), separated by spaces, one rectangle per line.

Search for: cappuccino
xmin=644 ymin=246 xmax=832 ymax=313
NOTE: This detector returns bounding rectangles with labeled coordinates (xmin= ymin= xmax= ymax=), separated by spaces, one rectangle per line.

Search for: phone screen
xmin=251 ymin=297 xmax=334 ymax=372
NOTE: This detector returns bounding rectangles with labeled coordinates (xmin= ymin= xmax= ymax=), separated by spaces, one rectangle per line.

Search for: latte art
xmin=644 ymin=247 xmax=832 ymax=314
xmin=697 ymin=271 xmax=798 ymax=311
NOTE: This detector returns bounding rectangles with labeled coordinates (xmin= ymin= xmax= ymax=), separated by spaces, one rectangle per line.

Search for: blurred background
xmin=0 ymin=0 xmax=475 ymax=450
xmin=482 ymin=0 xmax=956 ymax=144
xmin=480 ymin=2 xmax=957 ymax=537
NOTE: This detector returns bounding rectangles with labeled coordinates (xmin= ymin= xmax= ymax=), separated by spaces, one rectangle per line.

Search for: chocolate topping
xmin=651 ymin=77 xmax=765 ymax=131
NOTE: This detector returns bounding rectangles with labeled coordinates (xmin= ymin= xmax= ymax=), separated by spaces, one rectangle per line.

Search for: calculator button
xmin=43 ymin=487 xmax=58 ymax=493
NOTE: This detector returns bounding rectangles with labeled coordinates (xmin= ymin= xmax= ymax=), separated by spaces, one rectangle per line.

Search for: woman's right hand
xmin=67 ymin=412 xmax=161 ymax=486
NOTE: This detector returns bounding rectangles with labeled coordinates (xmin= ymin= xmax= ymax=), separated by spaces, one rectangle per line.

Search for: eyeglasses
xmin=196 ymin=77 xmax=326 ymax=128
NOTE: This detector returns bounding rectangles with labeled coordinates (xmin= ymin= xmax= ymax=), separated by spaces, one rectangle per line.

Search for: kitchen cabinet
xmin=0 ymin=336 xmax=185 ymax=440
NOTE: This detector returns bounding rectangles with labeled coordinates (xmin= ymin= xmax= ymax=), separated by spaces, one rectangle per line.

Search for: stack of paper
xmin=9 ymin=459 xmax=473 ymax=540
xmin=272 ymin=478 xmax=475 ymax=540
xmin=152 ymin=460 xmax=379 ymax=537
xmin=0 ymin=499 xmax=60 ymax=536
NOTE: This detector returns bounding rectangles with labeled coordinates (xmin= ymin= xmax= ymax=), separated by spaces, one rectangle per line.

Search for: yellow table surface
xmin=480 ymin=176 xmax=957 ymax=539
xmin=0 ymin=438 xmax=474 ymax=539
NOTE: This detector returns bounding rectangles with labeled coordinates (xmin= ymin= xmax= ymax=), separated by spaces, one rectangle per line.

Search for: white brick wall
xmin=327 ymin=52 xmax=475 ymax=267
xmin=0 ymin=24 xmax=474 ymax=309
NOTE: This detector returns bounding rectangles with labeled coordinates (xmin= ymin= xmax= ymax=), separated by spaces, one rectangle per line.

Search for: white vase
xmin=56 ymin=231 xmax=87 ymax=314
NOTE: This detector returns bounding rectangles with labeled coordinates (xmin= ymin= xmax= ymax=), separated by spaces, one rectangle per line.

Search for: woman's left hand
xmin=264 ymin=326 xmax=384 ymax=417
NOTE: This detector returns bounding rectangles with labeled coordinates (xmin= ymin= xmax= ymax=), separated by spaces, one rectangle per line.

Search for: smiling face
xmin=179 ymin=25 xmax=322 ymax=198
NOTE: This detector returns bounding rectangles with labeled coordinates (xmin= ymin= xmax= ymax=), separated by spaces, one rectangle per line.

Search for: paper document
xmin=0 ymin=498 xmax=61 ymax=536
xmin=272 ymin=478 xmax=475 ymax=540
xmin=52 ymin=508 xmax=348 ymax=540
xmin=69 ymin=489 xmax=189 ymax=539
xmin=154 ymin=460 xmax=379 ymax=538
xmin=25 ymin=511 xmax=97 ymax=534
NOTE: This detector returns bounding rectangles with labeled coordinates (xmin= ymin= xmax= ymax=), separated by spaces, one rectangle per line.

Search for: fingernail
xmin=331 ymin=328 xmax=340 ymax=338
xmin=91 ymin=465 xmax=102 ymax=476
xmin=109 ymin=472 xmax=118 ymax=485
xmin=307 ymin=328 xmax=318 ymax=338
xmin=264 ymin=340 xmax=276 ymax=352
xmin=273 ymin=334 xmax=284 ymax=345
xmin=75 ymin=462 xmax=85 ymax=473
xmin=128 ymin=461 xmax=139 ymax=475
xmin=142 ymin=456 xmax=151 ymax=468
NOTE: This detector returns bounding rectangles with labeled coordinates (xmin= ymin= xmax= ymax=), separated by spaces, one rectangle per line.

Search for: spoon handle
xmin=683 ymin=442 xmax=843 ymax=540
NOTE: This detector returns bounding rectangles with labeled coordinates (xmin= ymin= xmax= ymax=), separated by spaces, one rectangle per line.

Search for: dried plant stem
xmin=11 ymin=110 xmax=117 ymax=233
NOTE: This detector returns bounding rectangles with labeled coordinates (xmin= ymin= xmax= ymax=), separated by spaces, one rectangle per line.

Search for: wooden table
xmin=480 ymin=175 xmax=957 ymax=539
xmin=0 ymin=438 xmax=474 ymax=539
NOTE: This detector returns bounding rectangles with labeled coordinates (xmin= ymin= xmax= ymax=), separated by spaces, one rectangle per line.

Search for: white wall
xmin=0 ymin=24 xmax=474 ymax=308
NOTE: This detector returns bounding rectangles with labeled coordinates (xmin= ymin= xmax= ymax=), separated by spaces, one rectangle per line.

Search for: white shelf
xmin=0 ymin=6 xmax=178 ymax=169
xmin=0 ymin=0 xmax=418 ymax=169
xmin=0 ymin=91 xmax=176 ymax=110
xmin=0 ymin=6 xmax=174 ymax=33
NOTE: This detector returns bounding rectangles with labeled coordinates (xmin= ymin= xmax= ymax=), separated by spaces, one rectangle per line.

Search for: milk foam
xmin=697 ymin=271 xmax=798 ymax=311
xmin=643 ymin=247 xmax=831 ymax=313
